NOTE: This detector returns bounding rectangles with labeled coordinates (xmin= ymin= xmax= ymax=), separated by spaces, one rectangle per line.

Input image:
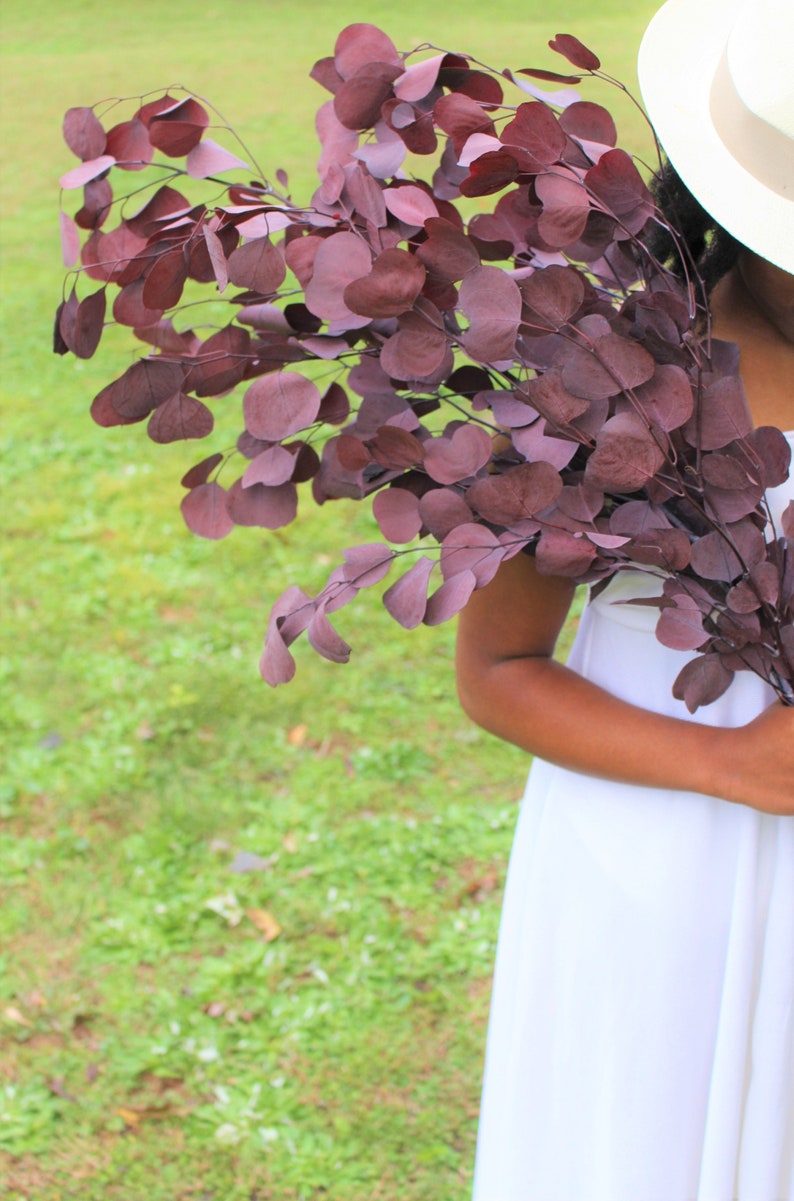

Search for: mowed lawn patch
xmin=1 ymin=1 xmax=656 ymax=1196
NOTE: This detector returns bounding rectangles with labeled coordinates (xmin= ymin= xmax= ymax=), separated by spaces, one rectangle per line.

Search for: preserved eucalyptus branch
xmin=54 ymin=24 xmax=794 ymax=709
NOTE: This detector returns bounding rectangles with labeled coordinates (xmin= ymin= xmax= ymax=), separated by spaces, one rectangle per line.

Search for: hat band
xmin=710 ymin=47 xmax=794 ymax=201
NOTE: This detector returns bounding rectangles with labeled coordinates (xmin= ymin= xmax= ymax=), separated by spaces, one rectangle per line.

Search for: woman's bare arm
xmin=455 ymin=552 xmax=794 ymax=813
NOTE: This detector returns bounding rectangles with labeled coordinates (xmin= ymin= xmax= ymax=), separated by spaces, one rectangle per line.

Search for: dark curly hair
xmin=645 ymin=158 xmax=742 ymax=298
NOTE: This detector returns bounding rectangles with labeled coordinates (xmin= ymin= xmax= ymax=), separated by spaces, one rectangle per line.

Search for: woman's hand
xmin=715 ymin=702 xmax=794 ymax=814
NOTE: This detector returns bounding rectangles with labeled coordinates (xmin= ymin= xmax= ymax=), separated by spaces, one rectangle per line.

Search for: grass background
xmin=1 ymin=2 xmax=657 ymax=1197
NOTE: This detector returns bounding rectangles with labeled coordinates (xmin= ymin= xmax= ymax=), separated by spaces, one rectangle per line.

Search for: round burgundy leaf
xmin=227 ymin=237 xmax=286 ymax=295
xmin=524 ymin=369 xmax=589 ymax=425
xmin=683 ymin=376 xmax=753 ymax=450
xmin=147 ymin=393 xmax=214 ymax=443
xmin=459 ymin=150 xmax=521 ymax=199
xmin=690 ymin=522 xmax=765 ymax=582
xmin=382 ymin=556 xmax=435 ymax=628
xmin=261 ymin=585 xmax=313 ymax=686
xmin=90 ymin=382 xmax=143 ymax=428
xmin=344 ymin=248 xmax=426 ymax=319
xmin=82 ymin=223 xmax=148 ymax=286
xmin=701 ymin=451 xmax=755 ymax=491
xmin=186 ymin=139 xmax=249 ymax=179
xmin=181 ymin=452 xmax=224 ymax=489
xmin=187 ymin=324 xmax=251 ymax=398
xmin=782 ymin=501 xmax=794 ymax=540
xmin=416 ymin=218 xmax=480 ymax=283
xmin=369 ymin=425 xmax=424 ymax=470
xmin=243 ymin=445 xmax=296 ymax=488
xmin=148 ymin=98 xmax=209 ymax=157
xmin=459 ymin=266 xmax=522 ymax=362
xmin=656 ymin=595 xmax=707 ymax=651
xmin=433 ymin=93 xmax=496 ymax=154
xmin=514 ymin=66 xmax=582 ymax=86
xmin=305 ymin=232 xmax=373 ymax=325
xmin=672 ymin=655 xmax=733 ymax=713
xmin=424 ymin=424 xmax=492 ymax=485
xmin=142 ymin=248 xmax=189 ymax=310
xmin=750 ymin=560 xmax=782 ymax=606
xmin=559 ymin=102 xmax=616 ymax=147
xmin=110 ymin=358 xmax=186 ymax=420
xmin=468 ymin=460 xmax=563 ymax=524
xmin=511 ymin=421 xmax=579 ymax=471
xmin=334 ymin=71 xmax=396 ymax=130
xmin=536 ymin=529 xmax=597 ymax=577
xmin=341 ymin=542 xmax=394 ymax=587
xmin=560 ymin=334 xmax=655 ymax=401
xmin=394 ymin=53 xmax=445 ymax=102
xmin=520 ymin=265 xmax=585 ymax=332
xmin=748 ymin=425 xmax=792 ymax=489
xmin=440 ymin=523 xmax=505 ymax=586
xmin=226 ymin=478 xmax=298 ymax=529
xmin=316 ymin=99 xmax=361 ymax=178
xmin=318 ymin=382 xmax=350 ymax=425
xmin=438 ymin=65 xmax=503 ymax=107
xmin=75 ymin=177 xmax=113 ymax=230
xmin=419 ymin=489 xmax=474 ymax=539
xmin=134 ymin=319 xmax=199 ymax=356
xmin=243 ymin=372 xmax=321 ymax=441
xmin=334 ymin=23 xmax=401 ymax=80
xmin=335 ymin=434 xmax=373 ymax=471
xmin=383 ymin=185 xmax=438 ymax=226
xmin=181 ymin=481 xmax=235 ymax=540
xmin=726 ymin=580 xmax=762 ymax=614
xmin=69 ymin=288 xmax=106 ymax=359
xmin=136 ymin=95 xmax=179 ymax=126
xmin=632 ymin=364 xmax=694 ymax=431
xmin=288 ymin=442 xmax=321 ymax=484
xmin=548 ymin=33 xmax=601 ymax=72
xmin=608 ymin=499 xmax=672 ymax=536
xmin=311 ymin=55 xmax=344 ymax=95
xmin=585 ymin=150 xmax=653 ymax=236
xmin=624 ymin=529 xmax=692 ymax=572
xmin=104 ymin=117 xmax=152 ymax=171
xmin=596 ymin=333 xmax=656 ymax=391
xmin=124 ymin=185 xmax=191 ymax=236
xmin=585 ymin=412 xmax=666 ymax=492
xmin=380 ymin=307 xmax=449 ymax=381
xmin=344 ymin=163 xmax=388 ymax=227
xmin=372 ymin=488 xmax=423 ymax=543
xmin=500 ymin=102 xmax=567 ymax=164
xmin=63 ymin=107 xmax=106 ymax=161
xmin=556 ymin=482 xmax=605 ymax=523
xmin=60 ymin=155 xmax=115 ymax=191
xmin=535 ymin=171 xmax=591 ymax=248
xmin=113 ymin=279 xmax=163 ymax=328
xmin=307 ymin=608 xmax=351 ymax=665
xmin=424 ymin=569 xmax=477 ymax=626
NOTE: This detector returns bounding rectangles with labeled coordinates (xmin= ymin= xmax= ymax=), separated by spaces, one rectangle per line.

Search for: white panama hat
xmin=637 ymin=0 xmax=794 ymax=273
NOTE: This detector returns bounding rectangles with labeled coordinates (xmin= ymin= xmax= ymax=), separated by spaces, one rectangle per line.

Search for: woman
xmin=458 ymin=0 xmax=794 ymax=1196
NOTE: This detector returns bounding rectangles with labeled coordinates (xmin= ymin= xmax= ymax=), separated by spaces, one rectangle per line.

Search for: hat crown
xmin=727 ymin=1 xmax=794 ymax=138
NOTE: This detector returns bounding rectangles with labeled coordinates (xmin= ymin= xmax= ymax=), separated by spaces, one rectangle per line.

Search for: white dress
xmin=472 ymin=438 xmax=794 ymax=1201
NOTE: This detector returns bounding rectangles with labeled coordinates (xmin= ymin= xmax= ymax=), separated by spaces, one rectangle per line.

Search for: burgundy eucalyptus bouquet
xmin=54 ymin=24 xmax=794 ymax=708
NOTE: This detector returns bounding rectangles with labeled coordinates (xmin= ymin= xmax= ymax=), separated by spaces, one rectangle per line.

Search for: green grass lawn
xmin=1 ymin=2 xmax=657 ymax=1196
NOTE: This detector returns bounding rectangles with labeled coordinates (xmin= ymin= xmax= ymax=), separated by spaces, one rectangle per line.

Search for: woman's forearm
xmin=455 ymin=554 xmax=794 ymax=812
xmin=456 ymin=650 xmax=725 ymax=796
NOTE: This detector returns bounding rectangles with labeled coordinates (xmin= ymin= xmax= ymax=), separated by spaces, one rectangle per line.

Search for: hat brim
xmin=638 ymin=0 xmax=794 ymax=273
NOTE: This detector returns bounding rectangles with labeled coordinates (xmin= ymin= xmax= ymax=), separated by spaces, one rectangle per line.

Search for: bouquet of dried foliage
xmin=54 ymin=23 xmax=794 ymax=708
